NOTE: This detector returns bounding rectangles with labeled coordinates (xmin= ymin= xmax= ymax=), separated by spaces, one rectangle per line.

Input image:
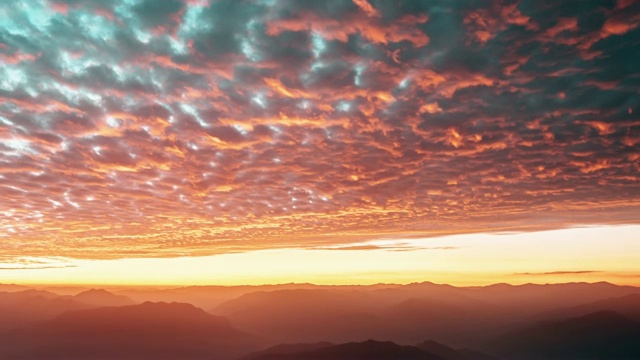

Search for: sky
xmin=0 ymin=0 xmax=639 ymax=286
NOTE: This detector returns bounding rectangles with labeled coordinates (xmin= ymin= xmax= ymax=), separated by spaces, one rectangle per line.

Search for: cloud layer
xmin=1 ymin=0 xmax=639 ymax=260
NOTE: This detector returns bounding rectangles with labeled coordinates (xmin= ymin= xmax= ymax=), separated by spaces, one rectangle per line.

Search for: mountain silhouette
xmin=1 ymin=289 xmax=60 ymax=301
xmin=2 ymin=282 xmax=640 ymax=359
xmin=117 ymin=283 xmax=323 ymax=309
xmin=242 ymin=342 xmax=334 ymax=359
xmin=0 ymin=290 xmax=92 ymax=333
xmin=73 ymin=288 xmax=137 ymax=307
xmin=212 ymin=287 xmax=510 ymax=346
xmin=243 ymin=339 xmax=444 ymax=360
xmin=486 ymin=310 xmax=640 ymax=359
xmin=0 ymin=301 xmax=264 ymax=359
xmin=212 ymin=289 xmax=386 ymax=343
xmin=241 ymin=339 xmax=497 ymax=360
xmin=461 ymin=281 xmax=640 ymax=315
xmin=381 ymin=295 xmax=506 ymax=345
xmin=0 ymin=284 xmax=29 ymax=292
xmin=417 ymin=340 xmax=498 ymax=360
xmin=533 ymin=293 xmax=640 ymax=321
xmin=211 ymin=282 xmax=640 ymax=346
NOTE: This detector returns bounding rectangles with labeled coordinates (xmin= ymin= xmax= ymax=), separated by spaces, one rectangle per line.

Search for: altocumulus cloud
xmin=0 ymin=0 xmax=638 ymax=261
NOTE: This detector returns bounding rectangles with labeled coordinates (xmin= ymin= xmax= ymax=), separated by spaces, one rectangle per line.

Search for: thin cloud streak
xmin=311 ymin=244 xmax=460 ymax=251
xmin=0 ymin=266 xmax=78 ymax=270
xmin=514 ymin=271 xmax=602 ymax=276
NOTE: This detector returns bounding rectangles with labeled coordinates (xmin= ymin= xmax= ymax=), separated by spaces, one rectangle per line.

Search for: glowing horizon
xmin=1 ymin=0 xmax=638 ymax=286
xmin=2 ymin=225 xmax=639 ymax=287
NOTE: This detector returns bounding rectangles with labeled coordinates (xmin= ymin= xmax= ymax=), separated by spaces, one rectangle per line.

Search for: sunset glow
xmin=1 ymin=0 xmax=639 ymax=286
xmin=2 ymin=225 xmax=640 ymax=287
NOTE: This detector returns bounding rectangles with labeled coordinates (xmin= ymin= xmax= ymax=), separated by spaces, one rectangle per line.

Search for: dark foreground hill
xmin=242 ymin=339 xmax=497 ymax=360
xmin=417 ymin=340 xmax=498 ymax=360
xmin=242 ymin=342 xmax=334 ymax=359
xmin=0 ymin=301 xmax=264 ymax=360
xmin=486 ymin=311 xmax=640 ymax=360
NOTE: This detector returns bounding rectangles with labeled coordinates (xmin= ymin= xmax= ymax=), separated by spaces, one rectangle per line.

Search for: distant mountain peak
xmin=418 ymin=339 xmax=448 ymax=347
xmin=73 ymin=288 xmax=136 ymax=306
xmin=51 ymin=301 xmax=236 ymax=329
xmin=74 ymin=288 xmax=117 ymax=298
xmin=134 ymin=300 xmax=207 ymax=313
xmin=14 ymin=289 xmax=60 ymax=298
xmin=593 ymin=281 xmax=615 ymax=285
xmin=140 ymin=300 xmax=199 ymax=307
xmin=139 ymin=300 xmax=203 ymax=311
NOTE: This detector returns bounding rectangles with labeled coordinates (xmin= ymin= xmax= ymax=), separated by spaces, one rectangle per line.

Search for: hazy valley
xmin=1 ymin=281 xmax=639 ymax=359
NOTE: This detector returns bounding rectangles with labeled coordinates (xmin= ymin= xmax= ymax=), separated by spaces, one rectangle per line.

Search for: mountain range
xmin=0 ymin=281 xmax=638 ymax=359
xmin=0 ymin=301 xmax=263 ymax=359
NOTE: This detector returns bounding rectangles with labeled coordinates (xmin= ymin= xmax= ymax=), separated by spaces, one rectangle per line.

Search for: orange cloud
xmin=352 ymin=0 xmax=381 ymax=18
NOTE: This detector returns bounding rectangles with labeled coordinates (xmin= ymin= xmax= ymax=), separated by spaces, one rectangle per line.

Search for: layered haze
xmin=1 ymin=281 xmax=640 ymax=359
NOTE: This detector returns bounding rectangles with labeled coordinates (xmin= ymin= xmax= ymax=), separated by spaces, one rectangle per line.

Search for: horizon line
xmin=3 ymin=279 xmax=634 ymax=289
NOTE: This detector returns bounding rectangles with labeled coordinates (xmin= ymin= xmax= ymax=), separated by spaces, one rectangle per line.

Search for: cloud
xmin=514 ymin=271 xmax=602 ymax=276
xmin=312 ymin=244 xmax=460 ymax=252
xmin=0 ymin=256 xmax=77 ymax=270
xmin=0 ymin=266 xmax=77 ymax=270
xmin=0 ymin=0 xmax=638 ymax=261
xmin=352 ymin=0 xmax=381 ymax=18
